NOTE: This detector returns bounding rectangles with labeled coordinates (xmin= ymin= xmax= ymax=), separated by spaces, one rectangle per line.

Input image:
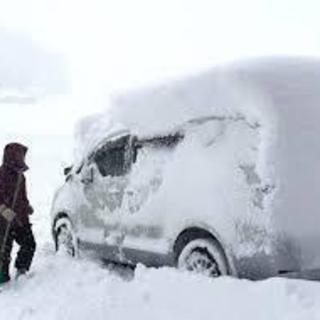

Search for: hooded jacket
xmin=0 ymin=143 xmax=33 ymax=226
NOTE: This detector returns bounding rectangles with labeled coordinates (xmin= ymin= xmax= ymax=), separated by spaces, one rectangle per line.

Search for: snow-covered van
xmin=51 ymin=57 xmax=320 ymax=279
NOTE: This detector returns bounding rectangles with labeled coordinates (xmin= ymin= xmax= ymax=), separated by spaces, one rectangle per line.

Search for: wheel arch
xmin=52 ymin=211 xmax=74 ymax=240
xmin=52 ymin=211 xmax=79 ymax=252
xmin=173 ymin=226 xmax=236 ymax=276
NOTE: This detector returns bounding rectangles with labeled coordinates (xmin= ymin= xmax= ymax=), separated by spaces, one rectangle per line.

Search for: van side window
xmin=133 ymin=132 xmax=183 ymax=162
xmin=93 ymin=135 xmax=130 ymax=177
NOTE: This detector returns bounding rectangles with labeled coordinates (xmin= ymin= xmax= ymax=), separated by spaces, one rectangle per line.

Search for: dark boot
xmin=0 ymin=262 xmax=10 ymax=284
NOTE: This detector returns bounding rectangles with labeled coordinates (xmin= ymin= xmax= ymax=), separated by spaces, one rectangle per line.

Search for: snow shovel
xmin=0 ymin=173 xmax=22 ymax=283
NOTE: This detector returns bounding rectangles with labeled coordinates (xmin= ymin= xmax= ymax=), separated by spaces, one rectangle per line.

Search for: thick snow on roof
xmin=77 ymin=56 xmax=320 ymax=153
xmin=110 ymin=56 xmax=320 ymax=135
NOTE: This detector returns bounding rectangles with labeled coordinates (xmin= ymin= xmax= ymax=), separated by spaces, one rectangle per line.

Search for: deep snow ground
xmin=1 ymin=113 xmax=320 ymax=320
xmin=2 ymin=250 xmax=320 ymax=320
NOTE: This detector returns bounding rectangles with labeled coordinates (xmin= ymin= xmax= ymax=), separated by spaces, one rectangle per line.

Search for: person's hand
xmin=0 ymin=204 xmax=16 ymax=222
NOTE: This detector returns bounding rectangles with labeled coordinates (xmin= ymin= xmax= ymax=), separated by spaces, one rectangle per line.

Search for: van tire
xmin=177 ymin=238 xmax=228 ymax=277
xmin=54 ymin=217 xmax=78 ymax=257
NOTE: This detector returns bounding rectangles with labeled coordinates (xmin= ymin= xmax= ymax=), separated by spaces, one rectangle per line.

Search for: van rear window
xmin=136 ymin=132 xmax=183 ymax=149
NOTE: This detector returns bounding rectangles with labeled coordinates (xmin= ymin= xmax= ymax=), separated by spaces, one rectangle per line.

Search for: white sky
xmin=0 ymin=0 xmax=320 ymax=112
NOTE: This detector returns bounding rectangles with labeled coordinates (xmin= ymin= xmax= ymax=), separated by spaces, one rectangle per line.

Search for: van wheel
xmin=54 ymin=217 xmax=78 ymax=257
xmin=177 ymin=238 xmax=228 ymax=277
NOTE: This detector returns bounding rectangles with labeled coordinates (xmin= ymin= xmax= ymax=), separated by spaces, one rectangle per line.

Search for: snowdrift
xmin=3 ymin=253 xmax=320 ymax=320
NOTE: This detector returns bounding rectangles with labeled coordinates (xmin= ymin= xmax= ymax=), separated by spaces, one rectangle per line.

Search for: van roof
xmin=76 ymin=56 xmax=320 ymax=162
xmin=110 ymin=56 xmax=320 ymax=135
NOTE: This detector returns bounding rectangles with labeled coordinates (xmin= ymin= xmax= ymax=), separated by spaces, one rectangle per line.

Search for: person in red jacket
xmin=0 ymin=143 xmax=36 ymax=283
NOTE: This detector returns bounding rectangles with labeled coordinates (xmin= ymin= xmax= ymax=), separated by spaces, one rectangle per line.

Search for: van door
xmin=119 ymin=134 xmax=183 ymax=266
xmin=78 ymin=134 xmax=132 ymax=262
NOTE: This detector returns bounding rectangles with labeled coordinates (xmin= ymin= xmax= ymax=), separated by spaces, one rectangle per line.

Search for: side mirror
xmin=64 ymin=166 xmax=73 ymax=176
xmin=81 ymin=167 xmax=94 ymax=185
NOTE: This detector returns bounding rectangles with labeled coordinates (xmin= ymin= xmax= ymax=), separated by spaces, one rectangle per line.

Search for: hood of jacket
xmin=2 ymin=143 xmax=29 ymax=173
